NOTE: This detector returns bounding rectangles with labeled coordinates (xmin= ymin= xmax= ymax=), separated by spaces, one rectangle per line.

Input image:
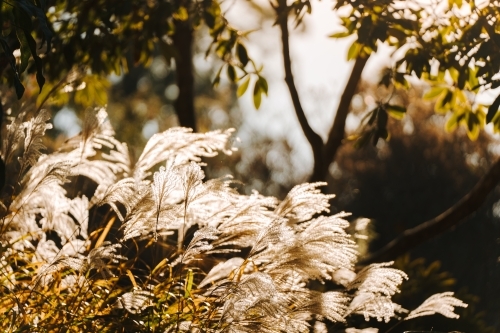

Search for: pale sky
xmin=223 ymin=0 xmax=391 ymax=180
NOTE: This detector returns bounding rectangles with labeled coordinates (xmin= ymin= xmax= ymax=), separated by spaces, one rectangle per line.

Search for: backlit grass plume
xmin=0 ymin=107 xmax=466 ymax=332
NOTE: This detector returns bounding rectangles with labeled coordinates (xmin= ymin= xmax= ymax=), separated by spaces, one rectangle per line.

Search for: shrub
xmin=0 ymin=108 xmax=466 ymax=332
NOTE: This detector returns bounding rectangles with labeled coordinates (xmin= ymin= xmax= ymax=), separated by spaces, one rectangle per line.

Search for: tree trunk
xmin=172 ymin=18 xmax=197 ymax=132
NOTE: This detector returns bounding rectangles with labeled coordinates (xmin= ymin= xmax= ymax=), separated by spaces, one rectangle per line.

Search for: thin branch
xmin=276 ymin=0 xmax=325 ymax=179
xmin=311 ymin=55 xmax=369 ymax=182
xmin=359 ymin=157 xmax=500 ymax=265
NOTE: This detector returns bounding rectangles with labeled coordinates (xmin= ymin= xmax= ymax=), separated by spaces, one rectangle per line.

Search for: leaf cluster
xmin=0 ymin=0 xmax=52 ymax=98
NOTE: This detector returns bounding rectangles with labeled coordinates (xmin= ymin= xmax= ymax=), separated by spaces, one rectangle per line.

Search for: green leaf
xmin=74 ymin=75 xmax=110 ymax=107
xmin=184 ymin=269 xmax=193 ymax=298
xmin=387 ymin=27 xmax=407 ymax=42
xmin=257 ymin=76 xmax=268 ymax=95
xmin=253 ymin=82 xmax=262 ymax=109
xmin=492 ymin=110 xmax=500 ymax=133
xmin=203 ymin=11 xmax=215 ymax=29
xmin=367 ymin=107 xmax=379 ymax=125
xmin=236 ymin=43 xmax=249 ymax=67
xmin=377 ymin=108 xmax=388 ymax=130
xmin=491 ymin=80 xmax=500 ymax=89
xmin=386 ymin=104 xmax=406 ymax=119
xmin=22 ymin=28 xmax=45 ymax=91
xmin=448 ymin=67 xmax=459 ymax=82
xmin=466 ymin=111 xmax=480 ymax=140
xmin=16 ymin=29 xmax=31 ymax=74
xmin=386 ymin=104 xmax=406 ymax=112
xmin=434 ymin=89 xmax=453 ymax=113
xmin=347 ymin=42 xmax=362 ymax=61
xmin=227 ymin=64 xmax=237 ymax=83
xmin=354 ymin=131 xmax=373 ymax=149
xmin=394 ymin=72 xmax=409 ymax=88
xmin=476 ymin=63 xmax=490 ymax=78
xmin=329 ymin=31 xmax=351 ymax=38
xmin=175 ymin=6 xmax=189 ymax=21
xmin=16 ymin=0 xmax=52 ymax=51
xmin=0 ymin=38 xmax=24 ymax=99
xmin=237 ymin=76 xmax=250 ymax=97
xmin=372 ymin=131 xmax=380 ymax=146
xmin=486 ymin=93 xmax=500 ymax=123
xmin=378 ymin=128 xmax=389 ymax=140
xmin=468 ymin=67 xmax=480 ymax=91
xmin=445 ymin=112 xmax=464 ymax=132
xmin=13 ymin=78 xmax=25 ymax=99
xmin=212 ymin=65 xmax=224 ymax=88
xmin=215 ymin=40 xmax=229 ymax=58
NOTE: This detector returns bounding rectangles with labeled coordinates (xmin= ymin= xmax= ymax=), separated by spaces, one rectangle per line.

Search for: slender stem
xmin=384 ymin=318 xmax=404 ymax=333
xmin=95 ymin=216 xmax=116 ymax=248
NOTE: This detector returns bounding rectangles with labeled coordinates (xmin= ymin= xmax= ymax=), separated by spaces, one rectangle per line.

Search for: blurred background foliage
xmin=330 ymin=82 xmax=500 ymax=331
xmin=0 ymin=0 xmax=499 ymax=331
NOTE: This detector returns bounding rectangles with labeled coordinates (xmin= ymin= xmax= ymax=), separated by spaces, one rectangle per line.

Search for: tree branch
xmin=311 ymin=55 xmax=369 ymax=182
xmin=276 ymin=0 xmax=325 ymax=180
xmin=359 ymin=157 xmax=500 ymax=265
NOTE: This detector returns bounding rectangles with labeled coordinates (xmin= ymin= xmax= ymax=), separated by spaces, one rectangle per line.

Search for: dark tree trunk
xmin=172 ymin=18 xmax=197 ymax=132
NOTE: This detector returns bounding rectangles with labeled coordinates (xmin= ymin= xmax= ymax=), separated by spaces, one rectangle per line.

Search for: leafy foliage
xmin=0 ymin=0 xmax=52 ymax=98
xmin=0 ymin=107 xmax=466 ymax=331
xmin=331 ymin=0 xmax=500 ymax=140
xmin=1 ymin=0 xmax=267 ymax=109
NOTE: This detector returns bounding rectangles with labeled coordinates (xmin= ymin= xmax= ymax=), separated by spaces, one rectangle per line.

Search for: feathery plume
xmin=276 ymin=182 xmax=335 ymax=222
xmin=115 ymin=288 xmax=153 ymax=314
xmin=19 ymin=109 xmax=52 ymax=175
xmin=405 ymin=292 xmax=468 ymax=320
xmin=134 ymin=128 xmax=235 ymax=179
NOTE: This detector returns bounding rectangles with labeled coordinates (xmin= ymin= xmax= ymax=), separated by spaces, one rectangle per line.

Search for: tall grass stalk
xmin=0 ymin=108 xmax=466 ymax=332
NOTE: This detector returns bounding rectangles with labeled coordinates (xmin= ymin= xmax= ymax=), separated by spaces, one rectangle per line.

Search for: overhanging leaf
xmin=386 ymin=104 xmax=406 ymax=119
xmin=237 ymin=76 xmax=250 ymax=97
xmin=253 ymin=82 xmax=262 ymax=109
xmin=257 ymin=76 xmax=268 ymax=95
xmin=22 ymin=28 xmax=45 ymax=91
xmin=486 ymin=93 xmax=500 ymax=123
xmin=0 ymin=39 xmax=25 ymax=99
xmin=16 ymin=0 xmax=52 ymax=51
xmin=347 ymin=42 xmax=362 ymax=61
xmin=466 ymin=112 xmax=480 ymax=140
xmin=236 ymin=43 xmax=249 ymax=67
xmin=329 ymin=31 xmax=351 ymax=38
xmin=203 ymin=11 xmax=215 ymax=29
xmin=445 ymin=112 xmax=464 ymax=132
xmin=227 ymin=64 xmax=237 ymax=83
xmin=423 ymin=86 xmax=447 ymax=100
xmin=16 ymin=29 xmax=31 ymax=73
